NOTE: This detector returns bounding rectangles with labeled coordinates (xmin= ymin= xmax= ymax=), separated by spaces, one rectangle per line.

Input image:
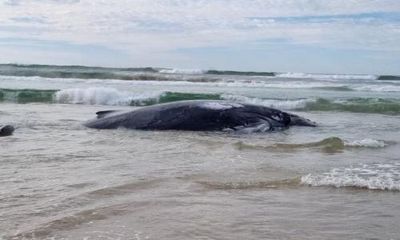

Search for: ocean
xmin=0 ymin=64 xmax=400 ymax=239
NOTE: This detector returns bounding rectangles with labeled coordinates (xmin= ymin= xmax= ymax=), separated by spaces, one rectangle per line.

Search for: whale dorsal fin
xmin=96 ymin=110 xmax=120 ymax=119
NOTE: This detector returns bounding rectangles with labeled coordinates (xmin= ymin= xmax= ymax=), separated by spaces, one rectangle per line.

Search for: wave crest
xmin=276 ymin=72 xmax=377 ymax=80
xmin=302 ymin=163 xmax=400 ymax=191
xmin=235 ymin=137 xmax=388 ymax=153
xmin=303 ymin=98 xmax=400 ymax=114
xmin=2 ymin=87 xmax=400 ymax=115
xmin=55 ymin=87 xmax=163 ymax=106
xmin=54 ymin=88 xmax=222 ymax=106
xmin=159 ymin=68 xmax=205 ymax=75
xmin=345 ymin=139 xmax=387 ymax=148
xmin=221 ymin=94 xmax=312 ymax=110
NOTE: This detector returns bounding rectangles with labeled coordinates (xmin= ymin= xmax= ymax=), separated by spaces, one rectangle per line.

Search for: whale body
xmin=84 ymin=100 xmax=316 ymax=133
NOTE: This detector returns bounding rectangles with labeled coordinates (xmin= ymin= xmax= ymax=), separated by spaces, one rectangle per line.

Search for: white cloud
xmin=0 ymin=0 xmax=399 ymax=71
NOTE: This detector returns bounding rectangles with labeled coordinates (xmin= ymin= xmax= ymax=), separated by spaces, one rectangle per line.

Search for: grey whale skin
xmin=84 ymin=100 xmax=316 ymax=132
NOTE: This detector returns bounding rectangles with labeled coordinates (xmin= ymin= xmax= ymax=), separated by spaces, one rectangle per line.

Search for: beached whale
xmin=84 ymin=100 xmax=316 ymax=132
xmin=0 ymin=125 xmax=15 ymax=137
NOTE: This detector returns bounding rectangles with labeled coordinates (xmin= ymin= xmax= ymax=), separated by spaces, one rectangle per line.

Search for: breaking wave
xmin=0 ymin=64 xmax=218 ymax=82
xmin=206 ymin=70 xmax=275 ymax=76
xmin=159 ymin=68 xmax=206 ymax=75
xmin=1 ymin=64 xmax=398 ymax=83
xmin=53 ymin=88 xmax=319 ymax=110
xmin=0 ymin=64 xmax=156 ymax=80
xmin=0 ymin=88 xmax=56 ymax=103
xmin=222 ymin=96 xmax=400 ymax=115
xmin=221 ymin=94 xmax=312 ymax=110
xmin=235 ymin=137 xmax=388 ymax=153
xmin=2 ymin=87 xmax=400 ymax=115
xmin=55 ymin=87 xmax=162 ymax=106
xmin=302 ymin=163 xmax=400 ymax=191
xmin=276 ymin=72 xmax=378 ymax=80
xmin=54 ymin=88 xmax=221 ymax=106
xmin=344 ymin=139 xmax=387 ymax=148
xmin=302 ymin=98 xmax=400 ymax=114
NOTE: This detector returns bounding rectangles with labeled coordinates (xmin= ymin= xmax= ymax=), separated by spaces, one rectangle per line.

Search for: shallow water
xmin=1 ymin=102 xmax=399 ymax=239
xmin=1 ymin=66 xmax=400 ymax=239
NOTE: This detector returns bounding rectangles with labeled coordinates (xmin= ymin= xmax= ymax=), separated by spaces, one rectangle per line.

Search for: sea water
xmin=0 ymin=64 xmax=400 ymax=239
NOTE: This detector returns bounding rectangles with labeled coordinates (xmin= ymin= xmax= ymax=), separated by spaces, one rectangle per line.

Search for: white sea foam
xmin=344 ymin=139 xmax=387 ymax=148
xmin=4 ymin=74 xmax=400 ymax=93
xmin=353 ymin=85 xmax=400 ymax=92
xmin=55 ymin=87 xmax=162 ymax=106
xmin=301 ymin=163 xmax=400 ymax=191
xmin=276 ymin=72 xmax=377 ymax=81
xmin=53 ymin=88 xmax=319 ymax=110
xmin=221 ymin=94 xmax=314 ymax=110
xmin=159 ymin=68 xmax=206 ymax=75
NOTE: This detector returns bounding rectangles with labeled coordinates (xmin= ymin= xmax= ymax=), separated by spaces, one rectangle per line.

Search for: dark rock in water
xmin=84 ymin=100 xmax=316 ymax=133
xmin=377 ymin=75 xmax=400 ymax=80
xmin=0 ymin=125 xmax=15 ymax=137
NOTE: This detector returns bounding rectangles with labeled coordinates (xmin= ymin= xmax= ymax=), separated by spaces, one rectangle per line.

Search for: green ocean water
xmin=1 ymin=64 xmax=400 ymax=239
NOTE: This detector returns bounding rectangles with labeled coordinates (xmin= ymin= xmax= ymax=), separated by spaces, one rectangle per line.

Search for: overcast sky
xmin=0 ymin=0 xmax=399 ymax=74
